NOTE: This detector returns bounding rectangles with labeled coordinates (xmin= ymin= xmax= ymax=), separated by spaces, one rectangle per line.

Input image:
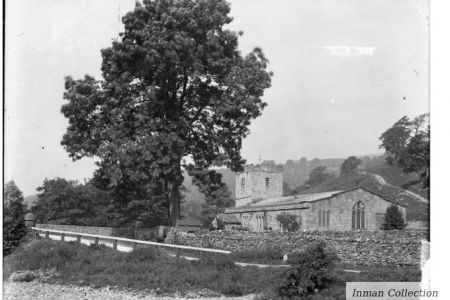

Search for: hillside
xmin=23 ymin=194 xmax=38 ymax=210
xmin=180 ymin=168 xmax=235 ymax=219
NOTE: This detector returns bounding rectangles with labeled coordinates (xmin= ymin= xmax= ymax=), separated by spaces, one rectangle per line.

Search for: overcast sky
xmin=5 ymin=0 xmax=429 ymax=195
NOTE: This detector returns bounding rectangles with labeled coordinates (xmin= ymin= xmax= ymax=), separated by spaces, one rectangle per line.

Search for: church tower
xmin=235 ymin=164 xmax=283 ymax=207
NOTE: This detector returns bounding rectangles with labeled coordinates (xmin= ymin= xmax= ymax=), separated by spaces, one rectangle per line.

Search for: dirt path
xmin=3 ymin=282 xmax=254 ymax=300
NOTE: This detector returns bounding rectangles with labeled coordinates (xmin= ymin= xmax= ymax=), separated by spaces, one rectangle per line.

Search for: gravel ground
xmin=3 ymin=282 xmax=255 ymax=300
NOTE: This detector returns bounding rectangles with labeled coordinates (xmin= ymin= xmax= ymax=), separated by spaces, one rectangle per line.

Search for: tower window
xmin=265 ymin=177 xmax=270 ymax=187
xmin=241 ymin=178 xmax=246 ymax=188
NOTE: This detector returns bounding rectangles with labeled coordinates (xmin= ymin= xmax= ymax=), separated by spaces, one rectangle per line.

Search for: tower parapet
xmin=235 ymin=164 xmax=283 ymax=207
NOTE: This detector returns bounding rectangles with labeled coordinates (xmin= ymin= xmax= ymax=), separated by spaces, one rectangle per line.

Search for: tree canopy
xmin=340 ymin=156 xmax=362 ymax=176
xmin=3 ymin=180 xmax=26 ymax=256
xmin=32 ymin=178 xmax=111 ymax=226
xmin=379 ymin=114 xmax=429 ymax=187
xmin=305 ymin=166 xmax=334 ymax=187
xmin=61 ymin=0 xmax=272 ymax=226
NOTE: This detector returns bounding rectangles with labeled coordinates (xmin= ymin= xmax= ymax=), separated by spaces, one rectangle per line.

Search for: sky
xmin=4 ymin=0 xmax=429 ymax=196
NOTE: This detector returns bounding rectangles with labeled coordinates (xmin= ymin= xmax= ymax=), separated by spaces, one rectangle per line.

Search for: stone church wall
xmin=229 ymin=188 xmax=407 ymax=232
xmin=307 ymin=189 xmax=407 ymax=231
xmin=171 ymin=230 xmax=426 ymax=266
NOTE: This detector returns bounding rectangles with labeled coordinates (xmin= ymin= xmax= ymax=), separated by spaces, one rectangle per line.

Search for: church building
xmin=223 ymin=165 xmax=407 ymax=232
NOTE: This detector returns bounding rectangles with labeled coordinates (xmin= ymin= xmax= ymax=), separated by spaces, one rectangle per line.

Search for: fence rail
xmin=31 ymin=227 xmax=231 ymax=255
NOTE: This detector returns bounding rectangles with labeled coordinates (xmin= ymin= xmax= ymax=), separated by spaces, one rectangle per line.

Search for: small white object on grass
xmin=282 ymin=254 xmax=288 ymax=262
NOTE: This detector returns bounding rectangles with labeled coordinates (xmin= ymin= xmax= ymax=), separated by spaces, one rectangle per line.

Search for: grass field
xmin=4 ymin=238 xmax=422 ymax=299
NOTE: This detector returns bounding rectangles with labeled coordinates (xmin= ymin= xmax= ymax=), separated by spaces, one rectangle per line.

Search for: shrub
xmin=383 ymin=204 xmax=406 ymax=230
xmin=232 ymin=247 xmax=284 ymax=264
xmin=276 ymin=213 xmax=300 ymax=232
xmin=278 ymin=241 xmax=340 ymax=298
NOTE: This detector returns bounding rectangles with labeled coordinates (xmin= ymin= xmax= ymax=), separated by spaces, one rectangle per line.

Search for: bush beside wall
xmin=169 ymin=230 xmax=427 ymax=266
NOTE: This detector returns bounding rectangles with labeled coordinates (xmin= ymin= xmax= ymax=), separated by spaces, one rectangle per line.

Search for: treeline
xmin=26 ymin=170 xmax=233 ymax=229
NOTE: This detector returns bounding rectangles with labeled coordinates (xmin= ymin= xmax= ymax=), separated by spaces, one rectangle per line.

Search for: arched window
xmin=352 ymin=201 xmax=366 ymax=230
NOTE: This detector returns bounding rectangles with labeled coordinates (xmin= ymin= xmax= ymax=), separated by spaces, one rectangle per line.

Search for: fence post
xmin=61 ymin=233 xmax=65 ymax=241
xmin=77 ymin=235 xmax=81 ymax=243
xmin=133 ymin=242 xmax=138 ymax=250
xmin=113 ymin=239 xmax=118 ymax=250
xmin=95 ymin=237 xmax=99 ymax=246
xmin=45 ymin=231 xmax=49 ymax=239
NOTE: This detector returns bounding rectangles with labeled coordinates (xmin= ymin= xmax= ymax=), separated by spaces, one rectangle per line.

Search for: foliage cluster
xmin=383 ymin=204 xmax=406 ymax=230
xmin=305 ymin=166 xmax=335 ymax=188
xmin=276 ymin=213 xmax=300 ymax=232
xmin=340 ymin=156 xmax=362 ymax=176
xmin=3 ymin=181 xmax=27 ymax=256
xmin=278 ymin=241 xmax=340 ymax=298
xmin=379 ymin=114 xmax=430 ymax=187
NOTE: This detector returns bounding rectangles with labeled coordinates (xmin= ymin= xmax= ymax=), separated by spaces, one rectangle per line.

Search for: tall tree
xmin=340 ymin=156 xmax=362 ymax=176
xmin=3 ymin=181 xmax=26 ymax=256
xmin=61 ymin=0 xmax=272 ymax=226
xmin=379 ymin=114 xmax=429 ymax=187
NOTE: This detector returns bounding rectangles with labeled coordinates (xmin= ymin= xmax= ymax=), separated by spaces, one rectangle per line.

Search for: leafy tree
xmin=3 ymin=180 xmax=26 ymax=256
xmin=383 ymin=204 xmax=406 ymax=230
xmin=276 ymin=213 xmax=300 ymax=232
xmin=61 ymin=0 xmax=272 ymax=226
xmin=305 ymin=166 xmax=334 ymax=187
xmin=190 ymin=170 xmax=233 ymax=227
xmin=32 ymin=178 xmax=118 ymax=226
xmin=340 ymin=156 xmax=362 ymax=176
xmin=379 ymin=114 xmax=429 ymax=187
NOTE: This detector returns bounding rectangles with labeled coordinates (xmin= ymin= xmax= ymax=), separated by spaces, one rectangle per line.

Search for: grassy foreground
xmin=3 ymin=238 xmax=421 ymax=299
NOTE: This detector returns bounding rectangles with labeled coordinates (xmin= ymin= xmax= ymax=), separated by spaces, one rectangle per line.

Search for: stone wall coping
xmin=225 ymin=204 xmax=310 ymax=213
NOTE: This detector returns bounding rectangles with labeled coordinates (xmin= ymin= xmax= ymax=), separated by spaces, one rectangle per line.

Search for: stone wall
xmin=235 ymin=170 xmax=283 ymax=207
xmin=35 ymin=224 xmax=134 ymax=238
xmin=169 ymin=230 xmax=427 ymax=266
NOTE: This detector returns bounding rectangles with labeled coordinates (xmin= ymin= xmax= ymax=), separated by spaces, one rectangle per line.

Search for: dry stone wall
xmin=168 ymin=230 xmax=427 ymax=266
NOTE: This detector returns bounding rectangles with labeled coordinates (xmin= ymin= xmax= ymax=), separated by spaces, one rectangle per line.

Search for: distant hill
xmin=181 ymin=168 xmax=235 ymax=219
xmin=23 ymin=194 xmax=38 ymax=210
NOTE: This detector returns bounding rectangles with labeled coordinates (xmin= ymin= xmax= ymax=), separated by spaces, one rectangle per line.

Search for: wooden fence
xmin=31 ymin=227 xmax=231 ymax=256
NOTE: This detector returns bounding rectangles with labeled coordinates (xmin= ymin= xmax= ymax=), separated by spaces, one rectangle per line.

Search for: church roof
xmin=253 ymin=190 xmax=343 ymax=206
xmin=244 ymin=187 xmax=407 ymax=209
